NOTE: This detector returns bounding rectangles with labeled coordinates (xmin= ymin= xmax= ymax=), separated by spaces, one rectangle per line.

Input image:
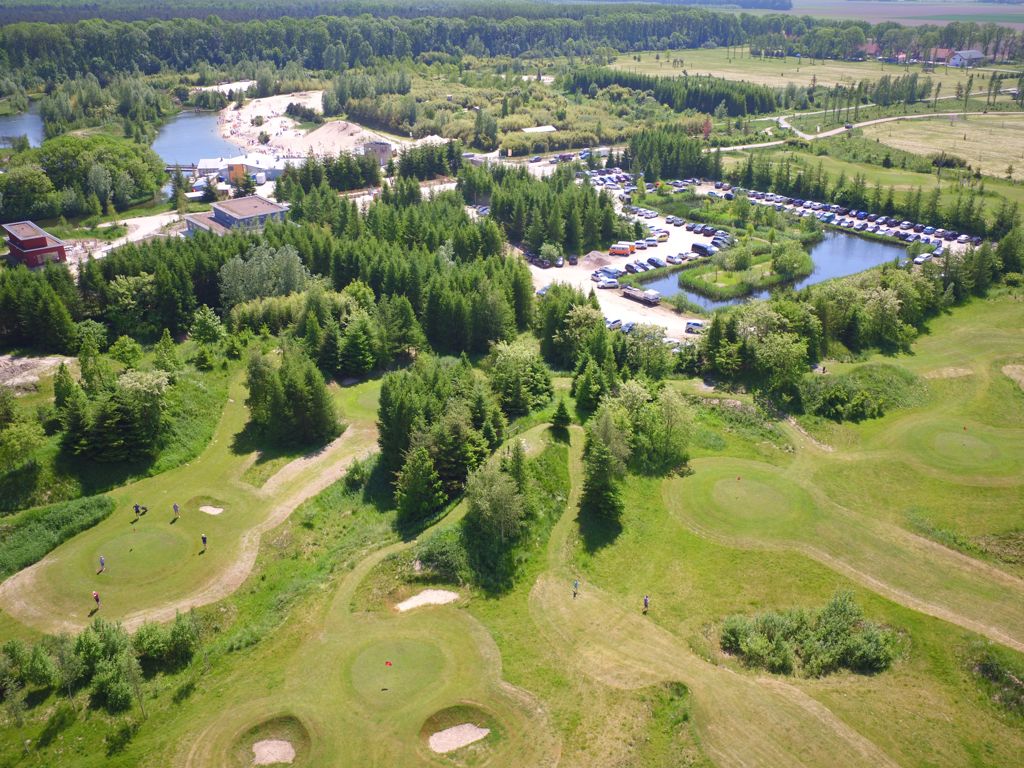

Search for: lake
xmin=151 ymin=111 xmax=239 ymax=166
xmin=640 ymin=231 xmax=907 ymax=311
xmin=0 ymin=105 xmax=241 ymax=164
xmin=0 ymin=102 xmax=44 ymax=148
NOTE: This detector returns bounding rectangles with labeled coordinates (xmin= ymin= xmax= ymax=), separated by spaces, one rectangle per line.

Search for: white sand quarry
xmin=199 ymin=506 xmax=224 ymax=516
xmin=252 ymin=739 xmax=295 ymax=765
xmin=429 ymin=723 xmax=490 ymax=753
xmin=395 ymin=589 xmax=459 ymax=612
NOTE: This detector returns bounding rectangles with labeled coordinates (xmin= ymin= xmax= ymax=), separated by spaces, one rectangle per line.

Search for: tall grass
xmin=0 ymin=495 xmax=115 ymax=579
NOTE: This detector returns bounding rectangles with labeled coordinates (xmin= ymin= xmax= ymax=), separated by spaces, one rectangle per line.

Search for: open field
xmin=611 ymin=47 xmax=1019 ymax=92
xmin=863 ymin=115 xmax=1024 ymax=180
xmin=786 ymin=0 xmax=1024 ymax=28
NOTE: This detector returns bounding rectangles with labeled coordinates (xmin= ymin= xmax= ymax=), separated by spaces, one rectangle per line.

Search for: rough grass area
xmin=0 ymin=495 xmax=115 ymax=579
xmin=800 ymin=363 xmax=926 ymax=422
xmin=862 ymin=115 xmax=1024 ymax=182
xmin=965 ymin=640 xmax=1024 ymax=720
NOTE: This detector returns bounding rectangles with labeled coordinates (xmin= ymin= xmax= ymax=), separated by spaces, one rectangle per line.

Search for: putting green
xmin=349 ymin=637 xmax=447 ymax=710
xmin=899 ymin=419 xmax=1024 ymax=478
xmin=679 ymin=459 xmax=821 ymax=541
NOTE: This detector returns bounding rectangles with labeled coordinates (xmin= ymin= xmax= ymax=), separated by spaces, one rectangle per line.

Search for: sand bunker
xmin=395 ymin=589 xmax=459 ymax=612
xmin=199 ymin=506 xmax=224 ymax=516
xmin=924 ymin=366 xmax=973 ymax=379
xmin=1003 ymin=365 xmax=1024 ymax=389
xmin=252 ymin=739 xmax=295 ymax=765
xmin=429 ymin=723 xmax=490 ymax=754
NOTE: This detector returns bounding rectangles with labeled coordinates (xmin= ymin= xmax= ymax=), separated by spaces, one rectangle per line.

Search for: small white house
xmin=949 ymin=50 xmax=985 ymax=68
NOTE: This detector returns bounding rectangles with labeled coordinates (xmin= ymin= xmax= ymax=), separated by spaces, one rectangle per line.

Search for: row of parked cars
xmin=745 ymin=190 xmax=984 ymax=249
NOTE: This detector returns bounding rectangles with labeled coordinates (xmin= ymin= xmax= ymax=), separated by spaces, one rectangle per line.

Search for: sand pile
xmin=252 ymin=739 xmax=295 ymax=765
xmin=199 ymin=506 xmax=224 ymax=516
xmin=429 ymin=724 xmax=490 ymax=754
xmin=395 ymin=589 xmax=459 ymax=612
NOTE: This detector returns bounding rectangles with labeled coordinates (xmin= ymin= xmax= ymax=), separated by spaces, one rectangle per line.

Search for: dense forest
xmin=2 ymin=8 xmax=1021 ymax=85
xmin=0 ymin=0 xmax=792 ymax=24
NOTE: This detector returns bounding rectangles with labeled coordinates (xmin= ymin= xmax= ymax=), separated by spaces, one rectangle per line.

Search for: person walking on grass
xmin=643 ymin=594 xmax=649 ymax=614
xmin=573 ymin=579 xmax=579 ymax=599
xmin=201 ymin=533 xmax=207 ymax=551
xmin=133 ymin=503 xmax=141 ymax=519
xmin=98 ymin=555 xmax=105 ymax=574
xmin=173 ymin=502 xmax=180 ymax=520
xmin=92 ymin=591 xmax=100 ymax=609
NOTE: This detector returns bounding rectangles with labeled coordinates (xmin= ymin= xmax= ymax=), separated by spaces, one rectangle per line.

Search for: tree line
xmin=566 ymin=67 xmax=779 ymax=117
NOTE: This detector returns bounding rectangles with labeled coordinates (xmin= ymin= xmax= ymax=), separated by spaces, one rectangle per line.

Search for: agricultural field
xmin=862 ymin=114 xmax=1024 ymax=180
xmin=610 ymin=47 xmax=1017 ymax=92
xmin=786 ymin=0 xmax=1024 ymax=28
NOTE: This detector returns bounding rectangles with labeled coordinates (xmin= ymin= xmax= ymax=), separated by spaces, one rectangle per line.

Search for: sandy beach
xmin=218 ymin=91 xmax=407 ymax=157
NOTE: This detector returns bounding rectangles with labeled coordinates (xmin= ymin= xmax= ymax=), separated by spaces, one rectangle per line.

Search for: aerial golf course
xmin=0 ymin=292 xmax=1019 ymax=767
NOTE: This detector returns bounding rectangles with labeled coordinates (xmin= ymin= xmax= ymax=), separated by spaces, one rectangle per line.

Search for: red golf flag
xmin=385 ymin=660 xmax=393 ymax=667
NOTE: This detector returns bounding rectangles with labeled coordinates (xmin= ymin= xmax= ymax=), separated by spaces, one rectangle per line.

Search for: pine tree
xmin=580 ymin=434 xmax=623 ymax=522
xmin=339 ymin=312 xmax=377 ymax=377
xmin=52 ymin=362 xmax=77 ymax=412
xmin=551 ymin=397 xmax=571 ymax=430
xmin=153 ymin=329 xmax=180 ymax=376
xmin=395 ymin=446 xmax=446 ymax=526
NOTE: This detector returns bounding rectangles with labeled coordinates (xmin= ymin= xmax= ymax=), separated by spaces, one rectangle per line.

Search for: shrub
xmin=414 ymin=527 xmax=470 ymax=584
xmin=720 ymin=592 xmax=898 ymax=677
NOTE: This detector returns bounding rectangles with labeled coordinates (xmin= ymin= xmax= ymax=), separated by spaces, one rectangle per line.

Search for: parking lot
xmin=526 ymin=205 xmax=724 ymax=339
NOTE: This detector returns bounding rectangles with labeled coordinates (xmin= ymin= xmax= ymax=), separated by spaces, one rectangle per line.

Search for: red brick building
xmin=2 ymin=221 xmax=67 ymax=268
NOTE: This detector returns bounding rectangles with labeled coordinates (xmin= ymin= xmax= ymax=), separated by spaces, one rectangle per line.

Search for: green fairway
xmin=0 ymin=373 xmax=380 ymax=634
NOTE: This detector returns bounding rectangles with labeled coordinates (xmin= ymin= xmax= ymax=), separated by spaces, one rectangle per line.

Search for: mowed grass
xmin=863 ymin=115 xmax=1024 ymax=180
xmin=0 ymin=374 xmax=381 ymax=634
xmin=609 ymin=47 xmax=1013 ymax=92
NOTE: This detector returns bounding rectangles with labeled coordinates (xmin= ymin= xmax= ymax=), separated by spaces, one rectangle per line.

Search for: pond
xmin=0 ymin=101 xmax=44 ymax=148
xmin=151 ymin=110 xmax=239 ymax=166
xmin=640 ymin=231 xmax=907 ymax=311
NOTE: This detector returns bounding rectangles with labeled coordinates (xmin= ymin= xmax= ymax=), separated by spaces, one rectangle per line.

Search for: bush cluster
xmin=720 ymin=592 xmax=899 ymax=677
xmin=799 ymin=363 xmax=922 ymax=422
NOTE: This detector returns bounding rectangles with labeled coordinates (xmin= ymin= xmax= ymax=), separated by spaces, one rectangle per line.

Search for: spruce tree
xmin=395 ymin=446 xmax=446 ymax=526
xmin=551 ymin=398 xmax=571 ymax=430
xmin=580 ymin=435 xmax=623 ymax=522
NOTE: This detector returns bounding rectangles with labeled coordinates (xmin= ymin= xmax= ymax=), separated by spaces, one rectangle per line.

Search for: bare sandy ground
xmin=395 ymin=589 xmax=459 ymax=612
xmin=251 ymin=739 xmax=295 ymax=765
xmin=1003 ymin=365 xmax=1024 ymax=390
xmin=0 ymin=354 xmax=72 ymax=393
xmin=199 ymin=506 xmax=224 ymax=516
xmin=219 ymin=91 xmax=402 ymax=157
xmin=196 ymin=79 xmax=254 ymax=95
xmin=428 ymin=724 xmax=490 ymax=753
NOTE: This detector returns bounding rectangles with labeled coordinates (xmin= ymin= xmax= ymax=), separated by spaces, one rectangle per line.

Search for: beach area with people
xmin=217 ymin=90 xmax=405 ymax=157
